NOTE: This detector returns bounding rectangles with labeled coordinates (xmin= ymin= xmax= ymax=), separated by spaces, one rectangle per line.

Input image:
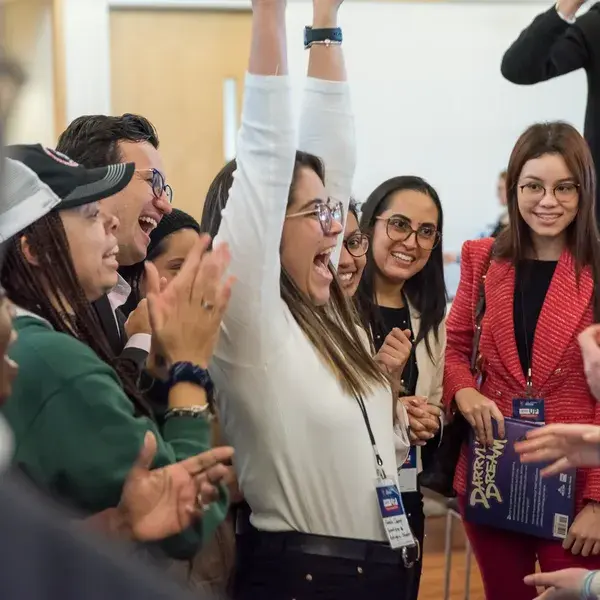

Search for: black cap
xmin=5 ymin=144 xmax=135 ymax=210
xmin=147 ymin=208 xmax=200 ymax=257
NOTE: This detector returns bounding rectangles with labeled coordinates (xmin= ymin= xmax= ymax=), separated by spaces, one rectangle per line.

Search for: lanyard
xmin=355 ymin=393 xmax=387 ymax=480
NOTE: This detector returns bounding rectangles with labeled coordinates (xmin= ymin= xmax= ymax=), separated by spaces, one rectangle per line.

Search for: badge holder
xmin=512 ymin=370 xmax=545 ymax=425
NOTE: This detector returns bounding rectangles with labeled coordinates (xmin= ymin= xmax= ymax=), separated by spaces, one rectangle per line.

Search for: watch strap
xmin=304 ymin=26 xmax=343 ymax=49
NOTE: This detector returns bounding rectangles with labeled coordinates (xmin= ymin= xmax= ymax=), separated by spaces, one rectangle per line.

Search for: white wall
xmin=62 ymin=0 xmax=586 ymax=254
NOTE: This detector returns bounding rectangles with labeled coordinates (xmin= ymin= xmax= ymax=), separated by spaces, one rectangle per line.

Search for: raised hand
xmin=145 ymin=235 xmax=234 ymax=368
xmin=119 ymin=431 xmax=234 ymax=542
xmin=514 ymin=423 xmax=600 ymax=477
xmin=375 ymin=328 xmax=412 ymax=382
xmin=455 ymin=387 xmax=505 ymax=446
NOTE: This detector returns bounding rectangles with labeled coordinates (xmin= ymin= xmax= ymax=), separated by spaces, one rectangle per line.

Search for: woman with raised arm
xmin=208 ymin=0 xmax=413 ymax=598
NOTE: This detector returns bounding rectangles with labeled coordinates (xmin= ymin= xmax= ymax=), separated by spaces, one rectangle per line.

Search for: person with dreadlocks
xmin=0 ymin=144 xmax=232 ymax=566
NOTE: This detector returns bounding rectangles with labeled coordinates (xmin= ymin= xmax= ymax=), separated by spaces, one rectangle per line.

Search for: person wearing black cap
xmin=501 ymin=1 xmax=600 ymax=225
xmin=0 ymin=144 xmax=232 ymax=565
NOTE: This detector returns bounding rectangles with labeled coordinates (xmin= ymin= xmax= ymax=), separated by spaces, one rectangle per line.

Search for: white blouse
xmin=212 ymin=73 xmax=406 ymax=541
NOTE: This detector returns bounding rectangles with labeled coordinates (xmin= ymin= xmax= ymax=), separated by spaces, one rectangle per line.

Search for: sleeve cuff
xmin=245 ymin=72 xmax=292 ymax=90
xmin=124 ymin=333 xmax=151 ymax=353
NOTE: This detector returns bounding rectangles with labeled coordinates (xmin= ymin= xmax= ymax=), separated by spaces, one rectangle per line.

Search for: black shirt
xmin=501 ymin=4 xmax=600 ymax=224
xmin=513 ymin=259 xmax=557 ymax=378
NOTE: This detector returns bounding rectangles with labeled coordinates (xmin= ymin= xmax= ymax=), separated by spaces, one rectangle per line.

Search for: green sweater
xmin=3 ymin=315 xmax=228 ymax=559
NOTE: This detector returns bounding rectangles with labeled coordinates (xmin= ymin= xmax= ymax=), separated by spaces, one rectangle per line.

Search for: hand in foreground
xmin=146 ymin=235 xmax=235 ymax=368
xmin=524 ymin=568 xmax=591 ymax=600
xmin=563 ymin=503 xmax=600 ymax=556
xmin=455 ymin=388 xmax=505 ymax=446
xmin=120 ymin=431 xmax=234 ymax=542
xmin=579 ymin=324 xmax=600 ymax=401
xmin=514 ymin=423 xmax=600 ymax=477
xmin=400 ymin=396 xmax=440 ymax=446
xmin=375 ymin=328 xmax=412 ymax=380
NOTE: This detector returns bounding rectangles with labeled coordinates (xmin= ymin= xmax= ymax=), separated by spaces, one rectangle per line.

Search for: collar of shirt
xmin=108 ymin=274 xmax=131 ymax=312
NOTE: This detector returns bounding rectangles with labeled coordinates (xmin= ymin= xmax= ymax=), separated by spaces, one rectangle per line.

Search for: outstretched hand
xmin=514 ymin=423 xmax=600 ymax=477
xmin=119 ymin=431 xmax=234 ymax=542
xmin=524 ymin=568 xmax=591 ymax=599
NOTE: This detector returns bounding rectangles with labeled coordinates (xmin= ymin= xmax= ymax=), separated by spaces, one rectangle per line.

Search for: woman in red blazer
xmin=444 ymin=121 xmax=600 ymax=600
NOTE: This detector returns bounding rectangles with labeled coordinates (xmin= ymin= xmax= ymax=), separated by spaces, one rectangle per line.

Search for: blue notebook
xmin=464 ymin=417 xmax=575 ymax=540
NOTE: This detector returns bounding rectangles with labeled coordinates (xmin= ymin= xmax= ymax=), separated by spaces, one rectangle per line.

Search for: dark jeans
xmin=233 ymin=529 xmax=415 ymax=600
xmin=403 ymin=490 xmax=425 ymax=600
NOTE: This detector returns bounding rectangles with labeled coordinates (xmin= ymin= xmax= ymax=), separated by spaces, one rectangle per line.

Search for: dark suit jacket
xmin=501 ymin=3 xmax=600 ymax=223
xmin=0 ymin=472 xmax=213 ymax=600
xmin=93 ymin=294 xmax=149 ymax=381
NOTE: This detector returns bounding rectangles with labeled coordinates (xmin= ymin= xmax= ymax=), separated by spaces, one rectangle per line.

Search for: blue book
xmin=464 ymin=417 xmax=575 ymax=540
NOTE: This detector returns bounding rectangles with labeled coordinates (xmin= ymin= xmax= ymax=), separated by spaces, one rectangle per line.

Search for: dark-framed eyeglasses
xmin=136 ymin=168 xmax=173 ymax=203
xmin=343 ymin=232 xmax=369 ymax=257
xmin=375 ymin=215 xmax=440 ymax=251
xmin=286 ymin=200 xmax=344 ymax=234
xmin=518 ymin=181 xmax=579 ymax=203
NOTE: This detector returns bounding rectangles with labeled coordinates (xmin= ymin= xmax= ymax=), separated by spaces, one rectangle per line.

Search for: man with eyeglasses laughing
xmin=56 ymin=114 xmax=173 ymax=375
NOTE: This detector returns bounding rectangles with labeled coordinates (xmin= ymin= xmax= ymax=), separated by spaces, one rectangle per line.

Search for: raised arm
xmin=501 ymin=2 xmax=590 ymax=85
xmin=213 ymin=0 xmax=297 ymax=362
xmin=298 ymin=0 xmax=355 ymax=269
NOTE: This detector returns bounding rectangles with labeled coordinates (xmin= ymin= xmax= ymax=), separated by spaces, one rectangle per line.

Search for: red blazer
xmin=444 ymin=237 xmax=599 ymax=512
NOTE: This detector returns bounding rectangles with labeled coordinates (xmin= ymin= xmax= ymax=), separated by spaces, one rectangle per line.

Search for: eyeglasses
xmin=376 ymin=215 xmax=440 ymax=250
xmin=343 ymin=232 xmax=369 ymax=257
xmin=136 ymin=168 xmax=173 ymax=203
xmin=286 ymin=200 xmax=344 ymax=234
xmin=518 ymin=181 xmax=579 ymax=203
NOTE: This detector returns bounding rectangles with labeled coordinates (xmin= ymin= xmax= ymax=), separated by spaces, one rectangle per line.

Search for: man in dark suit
xmin=501 ymin=1 xmax=600 ymax=224
xmin=56 ymin=115 xmax=173 ymax=374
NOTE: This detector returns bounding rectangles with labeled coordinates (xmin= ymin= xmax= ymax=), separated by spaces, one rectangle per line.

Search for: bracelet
xmin=582 ymin=570 xmax=599 ymax=599
xmin=306 ymin=39 xmax=342 ymax=49
xmin=164 ymin=405 xmax=210 ymax=420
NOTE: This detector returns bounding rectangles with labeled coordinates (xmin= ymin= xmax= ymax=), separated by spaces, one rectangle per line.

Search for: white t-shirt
xmin=212 ymin=74 xmax=409 ymax=542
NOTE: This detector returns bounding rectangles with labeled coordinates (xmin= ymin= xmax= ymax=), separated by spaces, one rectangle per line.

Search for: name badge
xmin=398 ymin=446 xmax=418 ymax=493
xmin=375 ymin=478 xmax=416 ymax=550
xmin=512 ymin=398 xmax=545 ymax=424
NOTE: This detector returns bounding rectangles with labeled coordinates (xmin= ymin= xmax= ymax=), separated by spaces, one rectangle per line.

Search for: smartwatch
xmin=304 ymin=26 xmax=343 ymax=50
xmin=167 ymin=361 xmax=214 ymax=395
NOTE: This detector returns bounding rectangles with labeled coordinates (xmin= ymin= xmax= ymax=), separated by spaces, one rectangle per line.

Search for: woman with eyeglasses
xmin=354 ymin=176 xmax=447 ymax=600
xmin=201 ymin=0 xmax=414 ymax=598
xmin=444 ymin=122 xmax=600 ymax=600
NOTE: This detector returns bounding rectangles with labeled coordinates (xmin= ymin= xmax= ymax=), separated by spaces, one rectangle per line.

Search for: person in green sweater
xmin=0 ymin=145 xmax=232 ymax=564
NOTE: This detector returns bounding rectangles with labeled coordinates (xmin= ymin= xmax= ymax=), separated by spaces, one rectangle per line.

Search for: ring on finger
xmin=196 ymin=493 xmax=212 ymax=511
xmin=200 ymin=299 xmax=215 ymax=311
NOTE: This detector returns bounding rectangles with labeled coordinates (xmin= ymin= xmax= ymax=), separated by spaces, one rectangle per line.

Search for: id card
xmin=512 ymin=398 xmax=545 ymax=424
xmin=398 ymin=447 xmax=418 ymax=493
xmin=375 ymin=478 xmax=416 ymax=549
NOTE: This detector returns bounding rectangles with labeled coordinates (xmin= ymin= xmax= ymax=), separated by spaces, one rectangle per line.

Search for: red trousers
xmin=458 ymin=496 xmax=600 ymax=600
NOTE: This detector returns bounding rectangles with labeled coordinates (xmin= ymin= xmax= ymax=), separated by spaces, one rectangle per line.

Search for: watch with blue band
xmin=304 ymin=26 xmax=343 ymax=49
xmin=167 ymin=361 xmax=214 ymax=395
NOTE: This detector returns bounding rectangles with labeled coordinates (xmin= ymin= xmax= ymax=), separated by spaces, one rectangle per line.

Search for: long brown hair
xmin=0 ymin=212 xmax=152 ymax=416
xmin=203 ymin=152 xmax=387 ymax=399
xmin=495 ymin=121 xmax=600 ymax=321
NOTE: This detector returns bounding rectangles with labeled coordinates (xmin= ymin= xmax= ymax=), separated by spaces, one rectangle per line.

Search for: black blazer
xmin=501 ymin=3 xmax=600 ymax=224
xmin=92 ymin=294 xmax=149 ymax=380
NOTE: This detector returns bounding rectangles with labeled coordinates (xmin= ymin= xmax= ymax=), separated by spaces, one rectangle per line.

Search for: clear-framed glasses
xmin=375 ymin=215 xmax=440 ymax=251
xmin=286 ymin=200 xmax=344 ymax=234
xmin=518 ymin=181 xmax=579 ymax=203
xmin=343 ymin=232 xmax=369 ymax=257
xmin=136 ymin=168 xmax=173 ymax=203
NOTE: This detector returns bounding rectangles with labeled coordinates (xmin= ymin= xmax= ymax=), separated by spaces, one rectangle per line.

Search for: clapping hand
xmin=120 ymin=431 xmax=234 ymax=542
